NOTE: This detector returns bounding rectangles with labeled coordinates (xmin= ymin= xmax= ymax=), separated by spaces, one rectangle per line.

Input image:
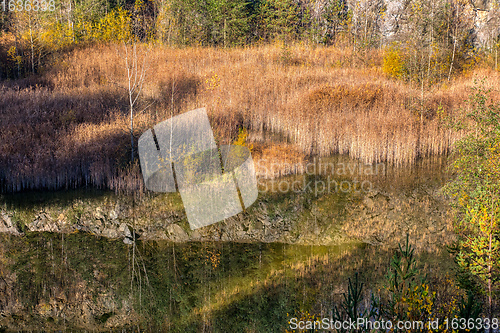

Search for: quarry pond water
xmin=0 ymin=155 xmax=456 ymax=331
xmin=0 ymin=234 xmax=456 ymax=332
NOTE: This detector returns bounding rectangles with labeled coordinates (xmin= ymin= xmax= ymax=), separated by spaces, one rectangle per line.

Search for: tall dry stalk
xmin=0 ymin=44 xmax=494 ymax=193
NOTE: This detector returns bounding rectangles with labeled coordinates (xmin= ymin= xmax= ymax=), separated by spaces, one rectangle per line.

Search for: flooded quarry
xmin=0 ymin=155 xmax=459 ymax=331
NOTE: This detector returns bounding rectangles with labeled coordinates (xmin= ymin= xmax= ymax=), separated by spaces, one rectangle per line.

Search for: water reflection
xmin=0 ymin=233 xmax=455 ymax=332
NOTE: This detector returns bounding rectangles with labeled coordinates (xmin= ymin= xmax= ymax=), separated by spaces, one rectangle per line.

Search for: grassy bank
xmin=1 ymin=43 xmax=498 ymax=193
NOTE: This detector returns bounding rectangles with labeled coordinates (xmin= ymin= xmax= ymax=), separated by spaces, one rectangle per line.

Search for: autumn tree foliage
xmin=1 ymin=0 xmax=133 ymax=78
xmin=446 ymin=83 xmax=500 ymax=322
xmin=0 ymin=0 xmax=498 ymax=80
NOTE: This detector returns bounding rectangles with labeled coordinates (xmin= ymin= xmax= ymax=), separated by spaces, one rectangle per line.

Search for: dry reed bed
xmin=0 ymin=44 xmax=495 ymax=193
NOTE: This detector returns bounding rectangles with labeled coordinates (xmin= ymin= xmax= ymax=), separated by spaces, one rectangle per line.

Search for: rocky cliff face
xmin=349 ymin=0 xmax=500 ymax=48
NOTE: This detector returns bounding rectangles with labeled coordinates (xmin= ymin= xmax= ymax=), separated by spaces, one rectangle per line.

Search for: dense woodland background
xmin=1 ymin=0 xmax=500 ymax=79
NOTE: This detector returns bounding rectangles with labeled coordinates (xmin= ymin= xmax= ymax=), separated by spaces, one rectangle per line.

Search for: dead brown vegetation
xmin=0 ymin=43 xmax=497 ymax=193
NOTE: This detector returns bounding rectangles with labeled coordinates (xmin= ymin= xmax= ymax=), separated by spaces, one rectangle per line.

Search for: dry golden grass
xmin=1 ymin=43 xmax=498 ymax=192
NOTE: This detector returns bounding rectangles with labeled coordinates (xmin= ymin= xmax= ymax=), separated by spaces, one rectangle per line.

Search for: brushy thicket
xmin=0 ymin=43 xmax=499 ymax=193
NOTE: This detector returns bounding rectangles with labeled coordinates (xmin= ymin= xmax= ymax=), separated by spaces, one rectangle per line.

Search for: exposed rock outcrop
xmin=0 ymin=180 xmax=453 ymax=251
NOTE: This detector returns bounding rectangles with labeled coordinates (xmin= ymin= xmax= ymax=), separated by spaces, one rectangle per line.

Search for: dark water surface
xmin=0 ymin=156 xmax=455 ymax=331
